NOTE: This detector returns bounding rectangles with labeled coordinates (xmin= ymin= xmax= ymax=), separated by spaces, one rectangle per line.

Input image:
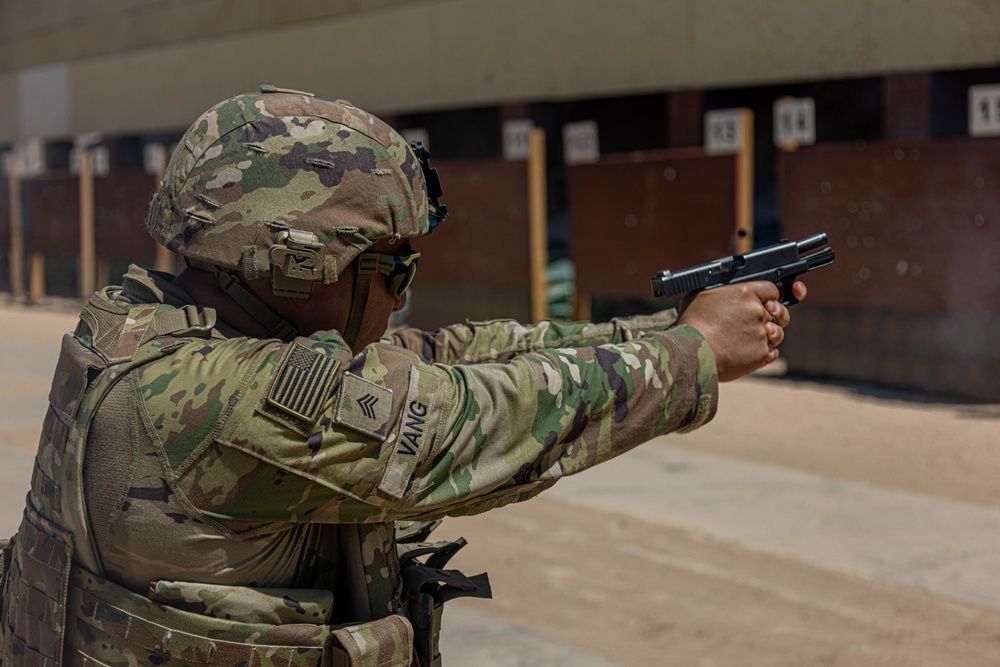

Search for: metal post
xmin=7 ymin=154 xmax=24 ymax=299
xmin=28 ymin=251 xmax=45 ymax=302
xmin=527 ymin=127 xmax=549 ymax=322
xmin=735 ymin=109 xmax=755 ymax=254
xmin=149 ymin=143 xmax=174 ymax=273
xmin=79 ymin=148 xmax=96 ymax=298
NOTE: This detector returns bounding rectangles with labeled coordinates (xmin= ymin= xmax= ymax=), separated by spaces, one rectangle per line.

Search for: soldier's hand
xmin=677 ymin=281 xmax=807 ymax=382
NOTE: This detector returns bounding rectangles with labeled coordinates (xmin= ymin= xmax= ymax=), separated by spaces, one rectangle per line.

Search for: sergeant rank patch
xmin=334 ymin=373 xmax=393 ymax=439
xmin=266 ymin=342 xmax=340 ymax=423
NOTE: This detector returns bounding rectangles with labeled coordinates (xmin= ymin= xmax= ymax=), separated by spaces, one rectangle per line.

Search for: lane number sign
xmin=969 ymin=84 xmax=1000 ymax=137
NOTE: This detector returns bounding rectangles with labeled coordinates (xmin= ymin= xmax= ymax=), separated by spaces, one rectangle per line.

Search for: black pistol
xmin=651 ymin=233 xmax=835 ymax=306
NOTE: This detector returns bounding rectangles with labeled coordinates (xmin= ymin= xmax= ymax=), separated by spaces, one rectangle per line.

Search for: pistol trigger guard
xmin=780 ymin=277 xmax=800 ymax=307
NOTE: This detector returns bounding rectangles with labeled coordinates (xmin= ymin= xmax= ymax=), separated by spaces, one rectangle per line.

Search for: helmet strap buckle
xmin=357 ymin=253 xmax=381 ymax=275
xmin=269 ymin=229 xmax=324 ymax=298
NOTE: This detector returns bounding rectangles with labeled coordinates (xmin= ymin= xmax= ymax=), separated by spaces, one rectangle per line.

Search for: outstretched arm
xmin=387 ymin=311 xmax=683 ymax=364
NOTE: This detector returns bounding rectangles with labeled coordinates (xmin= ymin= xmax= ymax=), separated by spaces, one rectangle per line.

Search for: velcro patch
xmin=266 ymin=342 xmax=340 ymax=423
xmin=334 ymin=373 xmax=393 ymax=439
xmin=378 ymin=366 xmax=446 ymax=499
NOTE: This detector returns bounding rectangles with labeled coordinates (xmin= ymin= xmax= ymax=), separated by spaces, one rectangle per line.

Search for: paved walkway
xmin=548 ymin=443 xmax=1000 ymax=610
xmin=441 ymin=607 xmax=624 ymax=666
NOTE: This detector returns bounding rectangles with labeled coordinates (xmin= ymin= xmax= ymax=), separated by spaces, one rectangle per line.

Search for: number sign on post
xmin=503 ymin=119 xmax=534 ymax=161
xmin=704 ymin=109 xmax=747 ymax=155
xmin=969 ymin=85 xmax=1000 ymax=137
xmin=704 ymin=108 xmax=754 ymax=252
xmin=773 ymin=97 xmax=816 ymax=148
xmin=563 ymin=120 xmax=600 ymax=165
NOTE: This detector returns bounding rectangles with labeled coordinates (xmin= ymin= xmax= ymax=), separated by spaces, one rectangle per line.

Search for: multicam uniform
xmin=0 ymin=86 xmax=719 ymax=667
xmin=0 ymin=266 xmax=717 ymax=666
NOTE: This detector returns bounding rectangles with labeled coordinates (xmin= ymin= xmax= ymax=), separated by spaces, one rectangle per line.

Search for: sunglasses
xmin=357 ymin=249 xmax=421 ymax=298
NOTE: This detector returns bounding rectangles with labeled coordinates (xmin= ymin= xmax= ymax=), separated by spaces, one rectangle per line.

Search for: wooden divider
xmin=567 ymin=148 xmax=739 ymax=300
xmin=779 ymin=137 xmax=1000 ymax=401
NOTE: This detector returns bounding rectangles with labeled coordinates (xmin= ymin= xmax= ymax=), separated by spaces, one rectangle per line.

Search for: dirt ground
xmin=431 ymin=365 xmax=1000 ymax=666
xmin=2 ymin=299 xmax=999 ymax=666
xmin=436 ymin=499 xmax=1000 ymax=667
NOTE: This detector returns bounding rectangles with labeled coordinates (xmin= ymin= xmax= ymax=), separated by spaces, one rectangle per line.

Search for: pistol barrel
xmin=795 ymin=232 xmax=828 ymax=254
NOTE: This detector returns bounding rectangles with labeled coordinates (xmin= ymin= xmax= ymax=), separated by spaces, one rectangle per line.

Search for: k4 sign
xmin=773 ymin=97 xmax=816 ymax=147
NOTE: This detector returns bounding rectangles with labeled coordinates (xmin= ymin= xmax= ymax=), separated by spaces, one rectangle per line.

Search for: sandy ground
xmin=430 ymin=372 xmax=1000 ymax=666
xmin=2 ymin=299 xmax=999 ymax=666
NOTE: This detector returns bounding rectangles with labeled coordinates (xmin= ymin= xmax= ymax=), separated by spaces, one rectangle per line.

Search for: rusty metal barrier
xmin=409 ymin=156 xmax=541 ymax=330
xmin=567 ymin=148 xmax=740 ymax=301
xmin=17 ymin=171 xmax=159 ymax=299
xmin=779 ymin=138 xmax=1000 ymax=401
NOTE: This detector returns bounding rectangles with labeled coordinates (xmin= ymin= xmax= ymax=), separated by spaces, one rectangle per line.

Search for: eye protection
xmin=357 ymin=249 xmax=421 ymax=298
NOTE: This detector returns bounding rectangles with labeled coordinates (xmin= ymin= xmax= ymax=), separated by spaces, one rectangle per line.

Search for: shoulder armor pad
xmin=80 ymin=293 xmax=159 ymax=364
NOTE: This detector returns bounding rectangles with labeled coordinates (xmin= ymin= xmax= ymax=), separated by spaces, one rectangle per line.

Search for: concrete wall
xmin=3 ymin=0 xmax=1000 ymax=141
xmin=0 ymin=0 xmax=416 ymax=73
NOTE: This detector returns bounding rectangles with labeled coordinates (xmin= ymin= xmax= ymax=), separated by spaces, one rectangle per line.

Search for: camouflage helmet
xmin=147 ymin=85 xmax=438 ymax=298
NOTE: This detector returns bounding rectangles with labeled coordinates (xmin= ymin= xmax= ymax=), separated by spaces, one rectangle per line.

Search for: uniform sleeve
xmin=147 ymin=322 xmax=716 ymax=527
xmin=387 ymin=310 xmax=682 ymax=364
xmin=396 ymin=324 xmax=718 ymax=520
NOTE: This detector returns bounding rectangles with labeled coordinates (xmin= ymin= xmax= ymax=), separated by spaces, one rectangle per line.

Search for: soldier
xmin=0 ymin=86 xmax=805 ymax=667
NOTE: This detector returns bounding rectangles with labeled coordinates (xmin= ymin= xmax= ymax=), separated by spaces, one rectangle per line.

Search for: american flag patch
xmin=266 ymin=342 xmax=339 ymax=422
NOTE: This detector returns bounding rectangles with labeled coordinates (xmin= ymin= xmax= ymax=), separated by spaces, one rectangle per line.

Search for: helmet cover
xmin=146 ymin=85 xmax=430 ymax=287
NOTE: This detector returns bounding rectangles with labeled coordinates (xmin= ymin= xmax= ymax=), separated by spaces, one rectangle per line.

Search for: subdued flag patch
xmin=266 ymin=342 xmax=340 ymax=423
xmin=334 ymin=373 xmax=393 ymax=439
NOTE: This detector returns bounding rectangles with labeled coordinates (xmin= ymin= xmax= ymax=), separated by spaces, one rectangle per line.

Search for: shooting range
xmin=2 ymin=3 xmax=1000 ymax=664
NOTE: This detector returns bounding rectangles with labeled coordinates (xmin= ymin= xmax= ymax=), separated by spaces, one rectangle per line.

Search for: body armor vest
xmin=0 ymin=291 xmax=487 ymax=667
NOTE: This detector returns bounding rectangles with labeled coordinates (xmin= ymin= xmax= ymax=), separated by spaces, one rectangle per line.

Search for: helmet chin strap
xmin=186 ymin=257 xmax=376 ymax=351
xmin=185 ymin=258 xmax=299 ymax=342
xmin=342 ymin=254 xmax=379 ymax=350
xmin=187 ymin=230 xmax=378 ymax=349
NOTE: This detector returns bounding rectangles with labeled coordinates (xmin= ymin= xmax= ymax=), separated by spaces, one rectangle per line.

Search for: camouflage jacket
xmin=1 ymin=264 xmax=717 ymax=667
xmin=83 ymin=266 xmax=717 ymax=586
